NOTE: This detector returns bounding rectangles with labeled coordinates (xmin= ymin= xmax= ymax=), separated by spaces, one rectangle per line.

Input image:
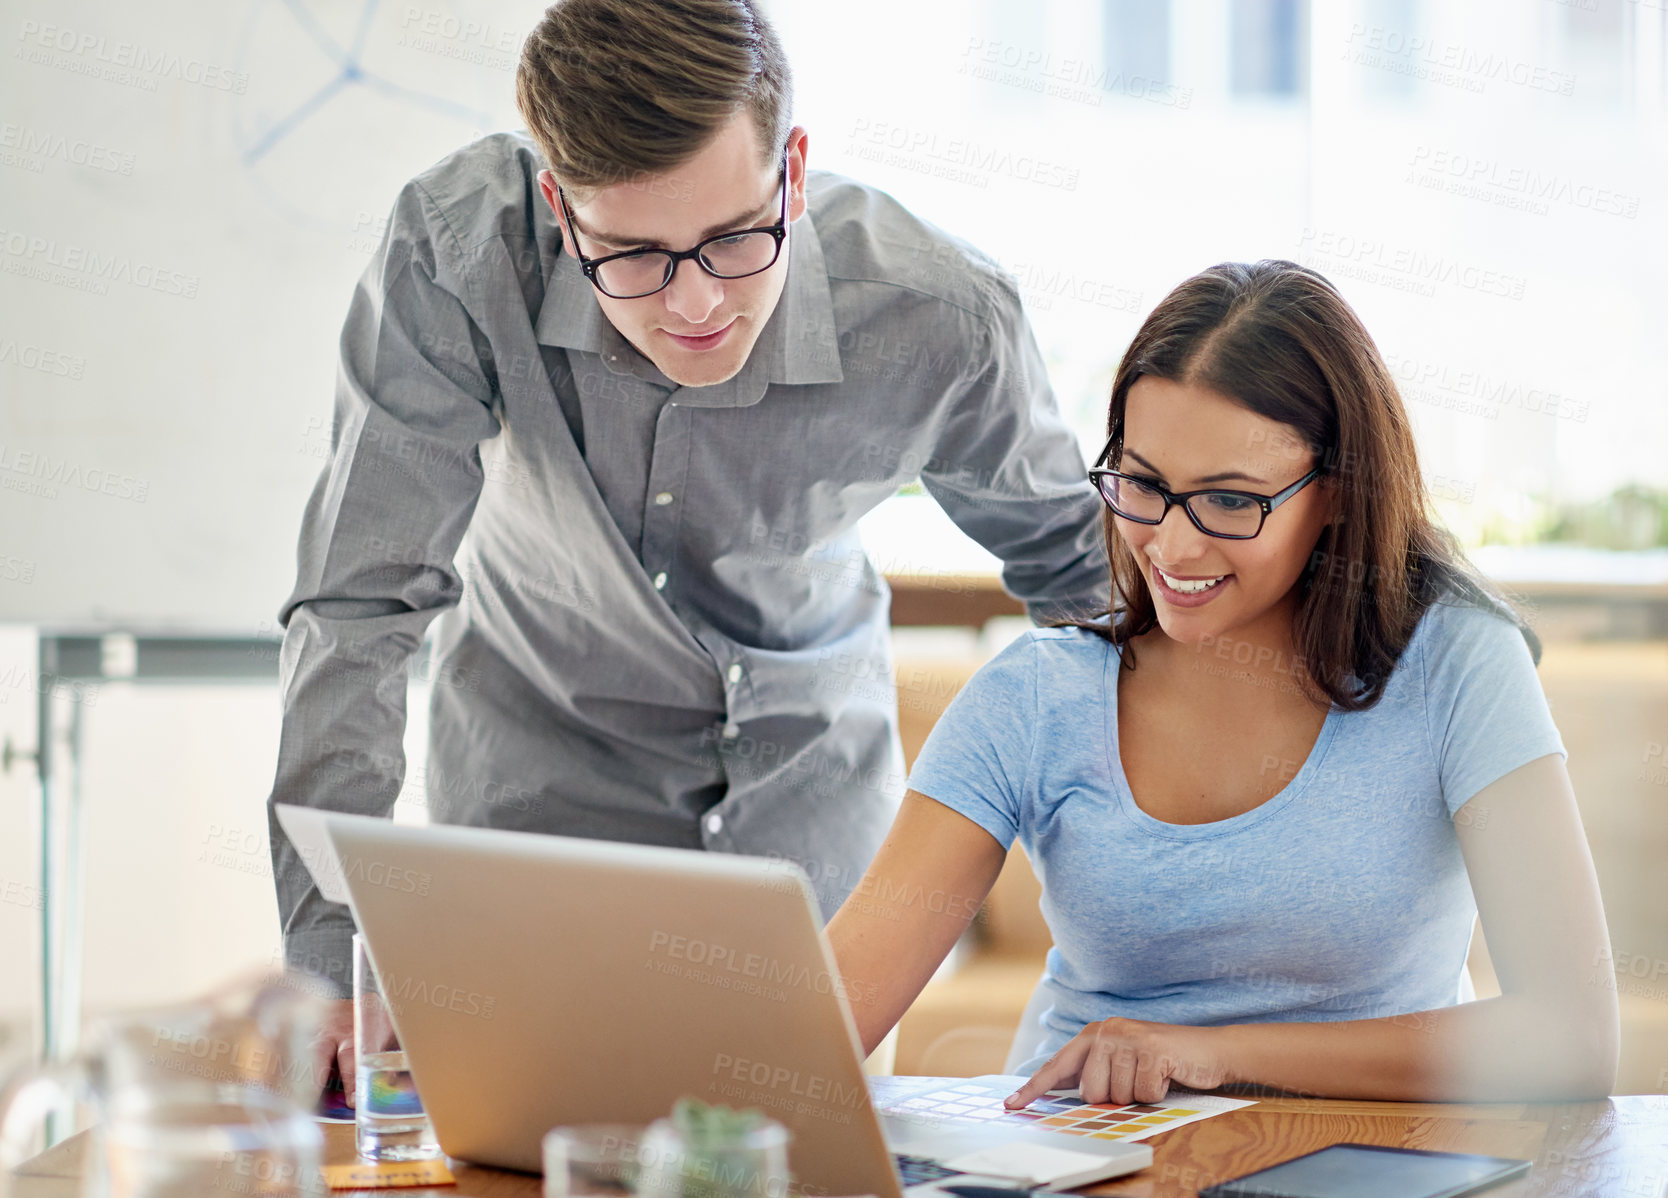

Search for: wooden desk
xmin=13 ymin=1095 xmax=1667 ymax=1198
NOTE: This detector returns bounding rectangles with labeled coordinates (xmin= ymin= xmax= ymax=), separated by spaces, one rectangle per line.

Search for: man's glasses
xmin=1089 ymin=433 xmax=1322 ymax=540
xmin=557 ymin=152 xmax=790 ymax=299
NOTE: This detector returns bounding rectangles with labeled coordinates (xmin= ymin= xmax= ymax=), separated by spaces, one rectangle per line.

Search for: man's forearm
xmin=266 ymin=603 xmax=430 ymax=989
xmin=275 ymin=889 xmax=358 ymax=997
xmin=1021 ymin=530 xmax=1109 ymax=625
xmin=1216 ymin=992 xmax=1619 ymax=1102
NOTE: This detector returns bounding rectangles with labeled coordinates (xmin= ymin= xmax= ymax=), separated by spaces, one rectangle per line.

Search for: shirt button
xmin=653 ymin=572 xmax=668 ymax=590
xmin=722 ymin=723 xmax=739 ymax=739
xmin=704 ymin=812 xmax=724 ymax=835
xmin=727 ymin=664 xmax=742 ymax=683
xmin=654 ymin=492 xmax=674 ymax=506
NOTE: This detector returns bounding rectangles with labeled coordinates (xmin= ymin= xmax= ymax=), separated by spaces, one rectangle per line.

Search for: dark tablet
xmin=1197 ymin=1142 xmax=1531 ymax=1198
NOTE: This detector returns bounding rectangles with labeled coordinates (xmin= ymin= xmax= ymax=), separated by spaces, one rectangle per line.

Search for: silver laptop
xmin=276 ymin=806 xmax=1151 ymax=1195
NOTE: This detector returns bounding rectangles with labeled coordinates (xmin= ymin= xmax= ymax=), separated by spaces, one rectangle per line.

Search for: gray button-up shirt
xmin=266 ymin=131 xmax=1106 ymax=992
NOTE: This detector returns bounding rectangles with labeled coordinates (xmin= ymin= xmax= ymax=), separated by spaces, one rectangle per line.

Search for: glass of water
xmin=543 ymin=1125 xmax=650 ymax=1198
xmin=353 ymin=932 xmax=443 ymax=1161
xmin=97 ymin=1087 xmax=325 ymax=1198
xmin=0 ymin=967 xmax=330 ymax=1197
xmin=638 ymin=1114 xmax=792 ymax=1198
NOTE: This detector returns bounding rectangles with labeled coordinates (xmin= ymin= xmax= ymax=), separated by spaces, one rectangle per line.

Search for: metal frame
xmin=23 ymin=634 xmax=283 ymax=1145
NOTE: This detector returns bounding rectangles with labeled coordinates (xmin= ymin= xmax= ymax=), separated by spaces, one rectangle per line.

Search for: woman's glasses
xmin=1088 ymin=432 xmax=1322 ymax=540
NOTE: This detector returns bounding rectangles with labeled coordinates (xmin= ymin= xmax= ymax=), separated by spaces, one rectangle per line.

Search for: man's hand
xmin=310 ymin=998 xmax=357 ymax=1106
xmin=1004 ymin=1016 xmax=1232 ymax=1108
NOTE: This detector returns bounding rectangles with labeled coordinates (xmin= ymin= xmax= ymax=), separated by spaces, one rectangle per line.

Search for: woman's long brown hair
xmin=1058 ymin=259 xmax=1538 ymax=711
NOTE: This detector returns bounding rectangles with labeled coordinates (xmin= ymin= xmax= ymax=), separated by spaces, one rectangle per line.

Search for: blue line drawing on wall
xmin=231 ymin=0 xmax=505 ymax=231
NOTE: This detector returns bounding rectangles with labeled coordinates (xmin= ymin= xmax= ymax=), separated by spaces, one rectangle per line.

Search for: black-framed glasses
xmin=1088 ymin=434 xmax=1322 ymax=540
xmin=557 ymin=152 xmax=790 ymax=299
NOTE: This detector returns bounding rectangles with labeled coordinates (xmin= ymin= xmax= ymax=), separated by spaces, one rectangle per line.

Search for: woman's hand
xmin=1004 ymin=1016 xmax=1233 ymax=1108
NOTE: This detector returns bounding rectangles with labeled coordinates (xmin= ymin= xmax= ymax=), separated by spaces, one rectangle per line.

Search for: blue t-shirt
xmin=905 ymin=599 xmax=1566 ymax=1074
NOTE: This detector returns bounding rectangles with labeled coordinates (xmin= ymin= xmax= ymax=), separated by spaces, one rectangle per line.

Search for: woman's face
xmin=1114 ymin=375 xmax=1335 ymax=650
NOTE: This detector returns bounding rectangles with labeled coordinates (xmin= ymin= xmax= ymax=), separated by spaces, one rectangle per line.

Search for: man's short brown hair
xmin=515 ymin=0 xmax=793 ymax=197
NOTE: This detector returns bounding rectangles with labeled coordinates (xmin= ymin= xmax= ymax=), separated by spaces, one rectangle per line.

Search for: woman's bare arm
xmin=826 ymin=790 xmax=1009 ymax=1057
xmin=1011 ymin=754 xmax=1620 ymax=1105
xmin=1218 ymin=753 xmax=1617 ymax=1099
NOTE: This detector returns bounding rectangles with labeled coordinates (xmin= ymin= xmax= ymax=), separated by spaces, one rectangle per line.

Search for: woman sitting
xmin=827 ymin=259 xmax=1617 ymax=1106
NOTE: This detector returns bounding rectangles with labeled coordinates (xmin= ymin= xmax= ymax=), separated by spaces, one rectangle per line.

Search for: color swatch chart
xmin=876 ymin=1076 xmax=1255 ymax=1143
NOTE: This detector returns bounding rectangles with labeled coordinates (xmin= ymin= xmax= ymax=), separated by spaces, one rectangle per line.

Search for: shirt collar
xmin=533 ymin=196 xmax=844 ymax=406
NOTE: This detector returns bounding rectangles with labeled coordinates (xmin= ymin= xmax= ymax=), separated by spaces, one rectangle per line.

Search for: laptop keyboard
xmin=893 ymin=1154 xmax=963 ymax=1187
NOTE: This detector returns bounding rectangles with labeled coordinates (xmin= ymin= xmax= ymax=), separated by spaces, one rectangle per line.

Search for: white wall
xmin=0 ymin=632 xmax=435 ymax=1044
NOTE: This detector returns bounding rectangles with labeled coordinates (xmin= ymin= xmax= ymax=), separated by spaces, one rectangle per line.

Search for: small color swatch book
xmin=320 ymin=1157 xmax=456 ymax=1189
xmin=870 ymin=1074 xmax=1256 ymax=1143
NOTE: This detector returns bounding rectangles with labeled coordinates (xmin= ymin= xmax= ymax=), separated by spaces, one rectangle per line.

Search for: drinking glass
xmin=352 ymin=933 xmax=441 ymax=1161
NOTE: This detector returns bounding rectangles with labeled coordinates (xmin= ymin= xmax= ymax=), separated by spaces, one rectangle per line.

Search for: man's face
xmin=539 ymin=112 xmax=809 ymax=387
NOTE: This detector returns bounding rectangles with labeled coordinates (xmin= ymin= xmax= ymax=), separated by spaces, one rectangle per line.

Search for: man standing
xmin=268 ymin=0 xmax=1105 ymax=1089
